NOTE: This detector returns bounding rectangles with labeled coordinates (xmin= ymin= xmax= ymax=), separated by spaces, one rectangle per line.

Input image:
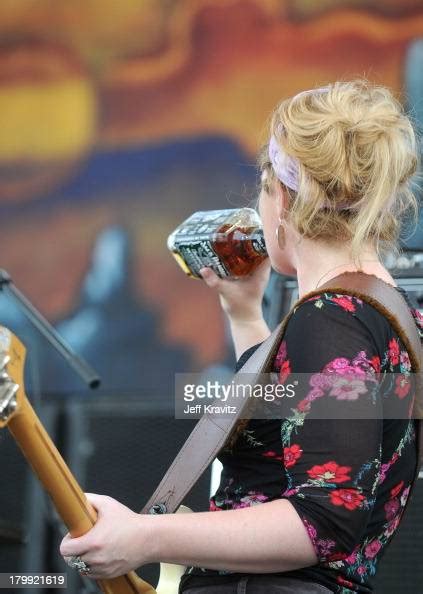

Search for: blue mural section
xmin=0 ymin=136 xmax=256 ymax=401
xmin=0 ymin=136 xmax=256 ymax=217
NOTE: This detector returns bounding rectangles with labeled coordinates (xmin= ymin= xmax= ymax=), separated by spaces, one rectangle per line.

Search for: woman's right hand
xmin=199 ymin=259 xmax=271 ymax=323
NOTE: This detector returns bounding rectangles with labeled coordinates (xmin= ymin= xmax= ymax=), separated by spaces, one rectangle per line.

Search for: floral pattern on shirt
xmin=273 ymin=293 xmax=418 ymax=592
xmin=186 ymin=292 xmax=419 ymax=594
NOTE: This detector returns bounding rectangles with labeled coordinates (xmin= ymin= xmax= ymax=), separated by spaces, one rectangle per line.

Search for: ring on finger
xmin=65 ymin=555 xmax=91 ymax=574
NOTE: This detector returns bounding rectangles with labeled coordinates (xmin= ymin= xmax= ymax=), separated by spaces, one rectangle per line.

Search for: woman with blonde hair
xmin=60 ymin=81 xmax=421 ymax=593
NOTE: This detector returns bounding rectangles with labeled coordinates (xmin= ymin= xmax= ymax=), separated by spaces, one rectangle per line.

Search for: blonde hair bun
xmin=267 ymin=80 xmax=419 ymax=257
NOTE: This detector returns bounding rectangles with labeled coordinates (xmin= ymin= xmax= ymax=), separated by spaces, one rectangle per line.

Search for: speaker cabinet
xmin=0 ymin=427 xmax=30 ymax=572
xmin=0 ymin=404 xmax=58 ymax=594
xmin=48 ymin=400 xmax=212 ymax=592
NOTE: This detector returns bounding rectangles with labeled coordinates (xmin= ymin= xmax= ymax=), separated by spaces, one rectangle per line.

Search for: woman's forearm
xmin=228 ymin=317 xmax=271 ymax=360
xmin=145 ymin=499 xmax=318 ymax=573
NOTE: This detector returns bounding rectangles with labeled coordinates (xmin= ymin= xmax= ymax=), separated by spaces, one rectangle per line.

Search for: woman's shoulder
xmin=287 ymin=290 xmax=381 ymax=333
xmin=278 ymin=292 xmax=383 ymax=373
xmin=292 ymin=287 xmax=423 ymax=337
xmin=296 ymin=291 xmax=365 ymax=315
xmin=236 ymin=288 xmax=423 ymax=372
xmin=278 ymin=288 xmax=421 ymax=374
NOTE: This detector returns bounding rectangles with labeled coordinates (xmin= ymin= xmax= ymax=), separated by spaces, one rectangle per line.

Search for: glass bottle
xmin=167 ymin=208 xmax=268 ymax=279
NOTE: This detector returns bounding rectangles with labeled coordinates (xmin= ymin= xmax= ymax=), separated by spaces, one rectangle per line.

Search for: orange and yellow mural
xmin=0 ymin=0 xmax=422 ymax=396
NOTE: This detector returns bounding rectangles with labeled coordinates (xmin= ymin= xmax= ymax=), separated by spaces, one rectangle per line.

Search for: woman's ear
xmin=275 ymin=183 xmax=289 ymax=220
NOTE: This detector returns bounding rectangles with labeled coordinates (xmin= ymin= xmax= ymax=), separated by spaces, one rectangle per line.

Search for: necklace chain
xmin=315 ymin=260 xmax=380 ymax=290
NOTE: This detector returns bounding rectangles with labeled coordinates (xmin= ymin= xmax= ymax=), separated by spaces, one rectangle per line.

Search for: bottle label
xmin=176 ymin=239 xmax=230 ymax=278
xmin=251 ymin=230 xmax=267 ymax=255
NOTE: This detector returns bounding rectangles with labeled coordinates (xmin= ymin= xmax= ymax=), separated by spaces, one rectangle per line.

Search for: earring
xmin=275 ymin=222 xmax=285 ymax=250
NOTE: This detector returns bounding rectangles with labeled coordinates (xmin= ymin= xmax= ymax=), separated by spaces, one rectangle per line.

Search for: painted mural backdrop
xmin=0 ymin=0 xmax=422 ymax=399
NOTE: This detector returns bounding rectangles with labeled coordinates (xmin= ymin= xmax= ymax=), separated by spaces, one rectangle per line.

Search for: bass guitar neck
xmin=0 ymin=327 xmax=156 ymax=594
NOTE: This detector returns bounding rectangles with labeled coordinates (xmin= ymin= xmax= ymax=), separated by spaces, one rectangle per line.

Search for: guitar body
xmin=0 ymin=327 xmax=187 ymax=594
xmin=155 ymin=508 xmax=192 ymax=594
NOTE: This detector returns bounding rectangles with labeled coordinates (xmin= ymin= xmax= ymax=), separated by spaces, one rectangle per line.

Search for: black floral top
xmin=181 ymin=290 xmax=422 ymax=593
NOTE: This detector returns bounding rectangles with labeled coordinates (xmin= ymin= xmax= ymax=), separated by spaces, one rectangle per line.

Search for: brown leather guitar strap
xmin=141 ymin=318 xmax=289 ymax=514
xmin=141 ymin=271 xmax=422 ymax=515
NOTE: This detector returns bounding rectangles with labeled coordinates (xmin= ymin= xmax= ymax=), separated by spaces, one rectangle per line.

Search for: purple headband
xmin=268 ymin=87 xmax=329 ymax=193
xmin=268 ymin=133 xmax=299 ymax=192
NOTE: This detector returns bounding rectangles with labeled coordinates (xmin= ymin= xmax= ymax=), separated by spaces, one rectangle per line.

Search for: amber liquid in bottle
xmin=212 ymin=224 xmax=267 ymax=277
xmin=167 ymin=208 xmax=268 ymax=279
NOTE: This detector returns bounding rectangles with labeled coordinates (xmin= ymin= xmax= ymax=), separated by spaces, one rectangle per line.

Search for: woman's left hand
xmin=60 ymin=493 xmax=149 ymax=580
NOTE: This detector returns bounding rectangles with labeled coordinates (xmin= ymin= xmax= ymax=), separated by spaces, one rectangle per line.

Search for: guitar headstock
xmin=0 ymin=326 xmax=26 ymax=428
